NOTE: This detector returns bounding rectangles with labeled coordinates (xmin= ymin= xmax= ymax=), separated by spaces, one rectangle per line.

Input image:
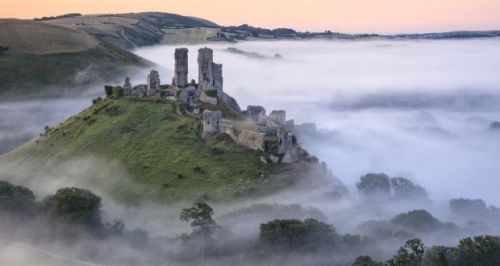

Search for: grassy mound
xmin=2 ymin=99 xmax=312 ymax=203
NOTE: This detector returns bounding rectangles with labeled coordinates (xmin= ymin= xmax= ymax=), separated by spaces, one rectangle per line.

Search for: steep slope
xmin=0 ymin=98 xmax=327 ymax=203
xmin=0 ymin=19 xmax=150 ymax=98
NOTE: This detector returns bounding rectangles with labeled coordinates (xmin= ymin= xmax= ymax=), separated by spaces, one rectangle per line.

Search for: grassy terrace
xmin=3 ymin=98 xmax=305 ymax=203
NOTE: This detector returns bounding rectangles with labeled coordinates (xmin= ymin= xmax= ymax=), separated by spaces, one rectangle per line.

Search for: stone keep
xmin=147 ymin=70 xmax=160 ymax=93
xmin=198 ymin=48 xmax=214 ymax=91
xmin=174 ymin=48 xmax=189 ymax=87
xmin=212 ymin=63 xmax=223 ymax=90
xmin=202 ymin=110 xmax=222 ymax=138
xmin=247 ymin=105 xmax=267 ymax=124
xmin=268 ymin=110 xmax=286 ymax=126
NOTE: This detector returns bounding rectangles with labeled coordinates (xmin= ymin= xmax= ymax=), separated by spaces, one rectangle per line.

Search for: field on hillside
xmin=0 ymin=19 xmax=97 ymax=55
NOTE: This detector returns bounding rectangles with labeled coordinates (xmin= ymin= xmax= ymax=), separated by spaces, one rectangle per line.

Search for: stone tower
xmin=202 ymin=110 xmax=222 ymax=139
xmin=212 ymin=63 xmax=223 ymax=90
xmin=123 ymin=76 xmax=132 ymax=96
xmin=198 ymin=48 xmax=214 ymax=91
xmin=174 ymin=48 xmax=188 ymax=87
xmin=147 ymin=70 xmax=160 ymax=92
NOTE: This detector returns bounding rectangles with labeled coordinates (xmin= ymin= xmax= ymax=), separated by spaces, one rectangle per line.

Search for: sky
xmin=1 ymin=0 xmax=500 ymax=33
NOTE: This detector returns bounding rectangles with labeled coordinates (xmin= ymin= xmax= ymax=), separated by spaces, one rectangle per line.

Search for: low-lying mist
xmin=1 ymin=38 xmax=500 ymax=265
xmin=134 ymin=38 xmax=500 ymax=205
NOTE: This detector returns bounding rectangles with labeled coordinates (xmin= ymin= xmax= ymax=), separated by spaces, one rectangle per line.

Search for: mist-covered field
xmin=1 ymin=38 xmax=500 ymax=265
xmin=135 ymin=39 xmax=500 ymax=205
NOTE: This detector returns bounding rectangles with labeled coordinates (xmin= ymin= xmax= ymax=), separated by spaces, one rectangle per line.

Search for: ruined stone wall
xmin=212 ymin=63 xmax=223 ymax=90
xmin=277 ymin=125 xmax=292 ymax=154
xmin=268 ymin=110 xmax=286 ymax=126
xmin=198 ymin=48 xmax=214 ymax=91
xmin=247 ymin=105 xmax=267 ymax=124
xmin=147 ymin=70 xmax=160 ymax=95
xmin=237 ymin=129 xmax=265 ymax=151
xmin=174 ymin=48 xmax=189 ymax=87
xmin=202 ymin=110 xmax=222 ymax=139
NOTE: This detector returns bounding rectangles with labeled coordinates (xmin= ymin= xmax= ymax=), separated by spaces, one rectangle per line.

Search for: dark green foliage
xmin=423 ymin=246 xmax=456 ymax=266
xmin=391 ymin=210 xmax=443 ymax=233
xmin=92 ymin=97 xmax=103 ymax=105
xmin=259 ymin=218 xmax=337 ymax=253
xmin=357 ymin=173 xmax=391 ymax=196
xmin=390 ymin=177 xmax=427 ymax=199
xmin=112 ymin=86 xmax=124 ymax=98
xmin=353 ymin=255 xmax=379 ymax=266
xmin=455 ymin=236 xmax=500 ymax=265
xmin=0 ymin=180 xmax=37 ymax=215
xmin=180 ymin=200 xmax=216 ymax=233
xmin=388 ymin=239 xmax=425 ymax=266
xmin=43 ymin=187 xmax=102 ymax=227
xmin=204 ymin=89 xmax=218 ymax=98
xmin=104 ymin=85 xmax=113 ymax=98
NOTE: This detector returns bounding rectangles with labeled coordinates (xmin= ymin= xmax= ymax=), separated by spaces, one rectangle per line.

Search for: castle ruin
xmin=110 ymin=47 xmax=302 ymax=163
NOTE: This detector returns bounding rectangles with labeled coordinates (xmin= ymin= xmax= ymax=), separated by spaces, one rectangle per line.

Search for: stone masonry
xmin=174 ymin=48 xmax=189 ymax=87
xmin=198 ymin=48 xmax=214 ymax=91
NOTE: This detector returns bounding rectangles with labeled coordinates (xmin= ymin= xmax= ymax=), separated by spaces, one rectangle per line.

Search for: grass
xmin=0 ymin=44 xmax=149 ymax=97
xmin=3 ymin=99 xmax=307 ymax=203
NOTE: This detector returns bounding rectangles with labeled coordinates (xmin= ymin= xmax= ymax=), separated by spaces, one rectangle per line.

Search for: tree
xmin=180 ymin=200 xmax=216 ymax=234
xmin=259 ymin=218 xmax=337 ymax=253
xmin=357 ymin=173 xmax=391 ymax=196
xmin=43 ymin=187 xmax=102 ymax=227
xmin=423 ymin=246 xmax=456 ymax=266
xmin=391 ymin=210 xmax=443 ymax=233
xmin=455 ymin=236 xmax=500 ymax=265
xmin=104 ymin=85 xmax=113 ymax=98
xmin=0 ymin=180 xmax=37 ymax=215
xmin=388 ymin=239 xmax=425 ymax=266
xmin=353 ymin=255 xmax=382 ymax=266
xmin=390 ymin=177 xmax=427 ymax=199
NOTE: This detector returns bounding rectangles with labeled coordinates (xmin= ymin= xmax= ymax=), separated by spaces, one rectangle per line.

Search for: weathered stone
xmin=236 ymin=129 xmax=265 ymax=151
xmin=282 ymin=145 xmax=300 ymax=163
xmin=247 ymin=105 xmax=267 ymax=124
xmin=270 ymin=155 xmax=280 ymax=163
xmin=198 ymin=48 xmax=214 ymax=91
xmin=212 ymin=63 xmax=223 ymax=90
xmin=174 ymin=48 xmax=189 ymax=87
xmin=268 ymin=110 xmax=286 ymax=126
xmin=260 ymin=156 xmax=268 ymax=164
xmin=285 ymin=119 xmax=294 ymax=132
xmin=200 ymin=91 xmax=218 ymax=105
xmin=202 ymin=110 xmax=222 ymax=139
xmin=220 ymin=91 xmax=241 ymax=111
xmin=277 ymin=125 xmax=292 ymax=154
xmin=123 ymin=76 xmax=132 ymax=96
xmin=147 ymin=70 xmax=160 ymax=95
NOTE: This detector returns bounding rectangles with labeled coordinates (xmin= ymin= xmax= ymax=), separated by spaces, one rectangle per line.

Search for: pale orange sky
xmin=1 ymin=0 xmax=500 ymax=33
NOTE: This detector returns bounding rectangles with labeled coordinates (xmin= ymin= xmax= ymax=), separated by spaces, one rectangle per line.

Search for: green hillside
xmin=0 ymin=19 xmax=151 ymax=97
xmin=1 ymin=98 xmax=320 ymax=203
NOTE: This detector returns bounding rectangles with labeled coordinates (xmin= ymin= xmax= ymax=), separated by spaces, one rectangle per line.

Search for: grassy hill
xmin=0 ymin=98 xmax=326 ymax=203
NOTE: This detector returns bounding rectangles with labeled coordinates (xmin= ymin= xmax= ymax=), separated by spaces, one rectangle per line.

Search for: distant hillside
xmin=0 ymin=98 xmax=331 ymax=203
xmin=0 ymin=12 xmax=219 ymax=98
xmin=44 ymin=12 xmax=219 ymax=49
xmin=0 ymin=19 xmax=149 ymax=98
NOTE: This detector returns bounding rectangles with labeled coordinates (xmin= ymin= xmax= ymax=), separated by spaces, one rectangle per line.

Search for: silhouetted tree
xmin=357 ymin=173 xmax=391 ymax=196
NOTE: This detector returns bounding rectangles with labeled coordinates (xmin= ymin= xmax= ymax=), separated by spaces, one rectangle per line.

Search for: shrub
xmin=104 ymin=85 xmax=113 ymax=98
xmin=0 ymin=180 xmax=37 ymax=215
xmin=112 ymin=86 xmax=124 ymax=98
xmin=204 ymin=89 xmax=218 ymax=98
